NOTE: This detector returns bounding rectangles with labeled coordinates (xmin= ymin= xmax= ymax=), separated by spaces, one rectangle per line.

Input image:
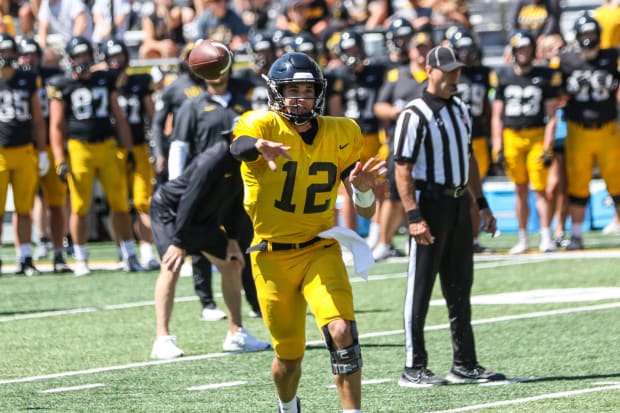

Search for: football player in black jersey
xmin=448 ymin=28 xmax=493 ymax=253
xmin=0 ymin=33 xmax=49 ymax=275
xmin=16 ymin=37 xmax=72 ymax=273
xmin=372 ymin=31 xmax=432 ymax=260
xmin=48 ymin=36 xmax=142 ymax=276
xmin=326 ymin=29 xmax=387 ymax=240
xmin=232 ymin=31 xmax=276 ymax=111
xmin=384 ymin=16 xmax=415 ymax=67
xmin=151 ymin=42 xmax=205 ymax=185
xmin=490 ymin=31 xmax=562 ymax=254
xmin=559 ymin=13 xmax=620 ymax=249
xmin=102 ymin=39 xmax=160 ymax=271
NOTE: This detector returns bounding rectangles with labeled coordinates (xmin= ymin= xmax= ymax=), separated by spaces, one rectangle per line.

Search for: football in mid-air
xmin=187 ymin=40 xmax=233 ymax=80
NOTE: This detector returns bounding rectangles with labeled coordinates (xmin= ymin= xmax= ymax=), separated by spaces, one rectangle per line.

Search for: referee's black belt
xmin=246 ymin=237 xmax=322 ymax=253
xmin=415 ymin=180 xmax=467 ymax=198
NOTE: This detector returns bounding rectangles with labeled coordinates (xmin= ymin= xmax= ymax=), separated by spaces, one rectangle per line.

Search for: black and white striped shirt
xmin=393 ymin=91 xmax=472 ymax=187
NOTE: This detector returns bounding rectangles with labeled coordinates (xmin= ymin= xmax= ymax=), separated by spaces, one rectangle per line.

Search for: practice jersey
xmin=47 ymin=71 xmax=118 ymax=142
xmin=38 ymin=66 xmax=63 ymax=122
xmin=0 ymin=69 xmax=39 ymax=147
xmin=171 ymin=90 xmax=251 ymax=162
xmin=329 ymin=63 xmax=386 ymax=135
xmin=458 ymin=65 xmax=491 ymax=138
xmin=116 ymin=72 xmax=153 ymax=146
xmin=559 ymin=48 xmax=620 ymax=125
xmin=233 ymin=111 xmax=363 ymax=243
xmin=490 ymin=65 xmax=561 ymax=129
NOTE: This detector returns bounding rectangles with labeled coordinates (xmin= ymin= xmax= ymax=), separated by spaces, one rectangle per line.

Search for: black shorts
xmin=150 ymin=194 xmax=228 ymax=260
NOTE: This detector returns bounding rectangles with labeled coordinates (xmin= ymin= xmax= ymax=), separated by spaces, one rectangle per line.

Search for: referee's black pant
xmin=403 ymin=191 xmax=476 ymax=369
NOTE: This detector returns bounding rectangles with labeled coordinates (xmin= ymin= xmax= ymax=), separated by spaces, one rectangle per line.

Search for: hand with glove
xmin=38 ymin=151 xmax=50 ymax=177
xmin=492 ymin=147 xmax=505 ymax=171
xmin=539 ymin=150 xmax=553 ymax=168
xmin=56 ymin=162 xmax=70 ymax=183
xmin=126 ymin=150 xmax=136 ymax=173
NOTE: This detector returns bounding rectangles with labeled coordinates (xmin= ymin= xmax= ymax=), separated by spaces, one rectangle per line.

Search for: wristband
xmin=476 ymin=197 xmax=489 ymax=210
xmin=406 ymin=208 xmax=423 ymax=224
xmin=352 ymin=186 xmax=375 ymax=208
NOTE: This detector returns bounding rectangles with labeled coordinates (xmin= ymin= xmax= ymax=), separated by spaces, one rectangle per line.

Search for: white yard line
xmin=2 ymin=301 xmax=619 ymax=386
xmin=39 ymin=383 xmax=105 ymax=393
xmin=425 ymin=383 xmax=620 ymax=413
xmin=188 ymin=381 xmax=246 ymax=391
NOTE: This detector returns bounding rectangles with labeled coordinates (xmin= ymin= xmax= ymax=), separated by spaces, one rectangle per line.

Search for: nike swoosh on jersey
xmin=339 ymin=143 xmax=349 ymax=149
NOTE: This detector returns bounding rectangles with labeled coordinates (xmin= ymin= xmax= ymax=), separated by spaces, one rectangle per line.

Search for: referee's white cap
xmin=426 ymin=46 xmax=466 ymax=72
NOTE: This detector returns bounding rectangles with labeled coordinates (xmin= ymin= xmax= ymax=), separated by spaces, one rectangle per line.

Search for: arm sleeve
xmin=230 ymin=135 xmax=260 ymax=161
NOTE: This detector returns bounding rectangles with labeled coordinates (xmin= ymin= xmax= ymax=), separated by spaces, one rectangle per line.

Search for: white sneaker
xmin=200 ymin=306 xmax=227 ymax=321
xmin=372 ymin=243 xmax=391 ymax=261
xmin=34 ymin=243 xmax=49 ymax=260
xmin=74 ymin=260 xmax=91 ymax=277
xmin=509 ymin=239 xmax=528 ymax=255
xmin=538 ymin=238 xmax=556 ymax=253
xmin=151 ymin=335 xmax=184 ymax=360
xmin=222 ymin=327 xmax=271 ymax=352
xmin=602 ymin=221 xmax=620 ymax=235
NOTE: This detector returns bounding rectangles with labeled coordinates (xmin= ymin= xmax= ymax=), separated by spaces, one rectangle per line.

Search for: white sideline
xmin=2 ymin=301 xmax=619 ymax=386
xmin=188 ymin=381 xmax=246 ymax=391
xmin=425 ymin=383 xmax=620 ymax=413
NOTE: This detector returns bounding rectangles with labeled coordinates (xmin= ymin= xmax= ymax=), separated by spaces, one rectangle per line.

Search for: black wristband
xmin=476 ymin=197 xmax=489 ymax=210
xmin=406 ymin=208 xmax=423 ymax=224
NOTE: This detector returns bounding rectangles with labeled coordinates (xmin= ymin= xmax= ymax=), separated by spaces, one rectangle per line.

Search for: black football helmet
xmin=0 ymin=33 xmax=17 ymax=68
xmin=102 ymin=38 xmax=129 ymax=60
xmin=271 ymin=29 xmax=295 ymax=56
xmin=267 ymin=52 xmax=326 ymax=124
xmin=510 ymin=30 xmax=535 ymax=66
xmin=447 ymin=27 xmax=479 ymax=66
xmin=385 ymin=17 xmax=414 ymax=54
xmin=338 ymin=30 xmax=366 ymax=68
xmin=65 ymin=36 xmax=94 ymax=74
xmin=249 ymin=31 xmax=276 ymax=70
xmin=290 ymin=32 xmax=318 ymax=58
xmin=574 ymin=12 xmax=601 ymax=50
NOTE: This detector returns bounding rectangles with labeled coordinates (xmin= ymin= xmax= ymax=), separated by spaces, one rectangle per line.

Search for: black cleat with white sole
xmin=399 ymin=367 xmax=448 ymax=387
xmin=446 ymin=364 xmax=506 ymax=384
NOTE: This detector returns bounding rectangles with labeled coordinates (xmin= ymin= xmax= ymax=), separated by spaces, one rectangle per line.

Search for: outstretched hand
xmin=256 ymin=139 xmax=292 ymax=171
xmin=348 ymin=157 xmax=387 ymax=192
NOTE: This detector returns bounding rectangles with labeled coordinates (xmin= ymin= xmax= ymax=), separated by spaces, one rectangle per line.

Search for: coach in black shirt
xmin=393 ymin=46 xmax=506 ymax=387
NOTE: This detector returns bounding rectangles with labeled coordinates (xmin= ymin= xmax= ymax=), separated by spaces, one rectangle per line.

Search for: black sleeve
xmin=169 ymin=98 xmax=196 ymax=146
xmin=230 ymin=135 xmax=260 ymax=161
xmin=151 ymin=89 xmax=172 ymax=157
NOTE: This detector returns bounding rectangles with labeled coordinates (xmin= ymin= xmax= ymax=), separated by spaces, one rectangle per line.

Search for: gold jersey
xmin=234 ymin=110 xmax=363 ymax=243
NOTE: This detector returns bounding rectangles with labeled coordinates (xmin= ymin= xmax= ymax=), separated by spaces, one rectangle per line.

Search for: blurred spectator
xmin=138 ymin=0 xmax=185 ymax=58
xmin=233 ymin=0 xmax=276 ymax=32
xmin=37 ymin=0 xmax=93 ymax=49
xmin=195 ymin=0 xmax=248 ymax=51
xmin=18 ymin=0 xmax=37 ymax=36
xmin=384 ymin=15 xmax=415 ymax=66
xmin=593 ymin=0 xmax=620 ymax=50
xmin=91 ymin=0 xmax=132 ymax=45
xmin=275 ymin=0 xmax=329 ymax=38
xmin=327 ymin=0 xmax=390 ymax=29
xmin=431 ymin=0 xmax=471 ymax=29
xmin=392 ymin=0 xmax=437 ymax=34
xmin=508 ymin=0 xmax=561 ymax=41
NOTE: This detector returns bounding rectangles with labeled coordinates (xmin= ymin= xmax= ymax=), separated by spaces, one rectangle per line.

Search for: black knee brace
xmin=322 ymin=321 xmax=363 ymax=375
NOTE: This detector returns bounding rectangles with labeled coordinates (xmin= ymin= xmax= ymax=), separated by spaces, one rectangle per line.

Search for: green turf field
xmin=1 ymin=232 xmax=619 ymax=412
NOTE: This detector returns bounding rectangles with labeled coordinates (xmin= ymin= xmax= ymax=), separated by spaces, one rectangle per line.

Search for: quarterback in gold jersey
xmin=231 ymin=53 xmax=385 ymax=413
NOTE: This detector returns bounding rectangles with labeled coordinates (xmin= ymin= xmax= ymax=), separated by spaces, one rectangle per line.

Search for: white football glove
xmin=38 ymin=151 xmax=50 ymax=177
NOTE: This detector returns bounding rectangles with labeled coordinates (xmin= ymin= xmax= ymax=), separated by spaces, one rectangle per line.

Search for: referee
xmin=393 ymin=46 xmax=506 ymax=387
